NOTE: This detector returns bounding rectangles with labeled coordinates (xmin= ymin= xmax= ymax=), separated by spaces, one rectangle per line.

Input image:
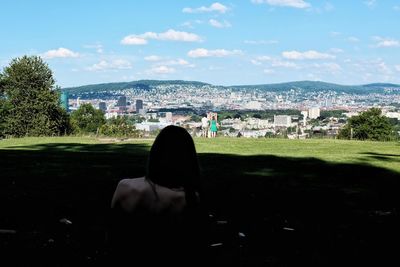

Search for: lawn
xmin=1 ymin=137 xmax=399 ymax=266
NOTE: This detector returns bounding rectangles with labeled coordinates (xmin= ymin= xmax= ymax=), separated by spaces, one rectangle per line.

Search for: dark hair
xmin=146 ymin=125 xmax=201 ymax=207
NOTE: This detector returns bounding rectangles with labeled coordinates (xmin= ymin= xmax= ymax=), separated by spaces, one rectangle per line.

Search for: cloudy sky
xmin=1 ymin=0 xmax=400 ymax=87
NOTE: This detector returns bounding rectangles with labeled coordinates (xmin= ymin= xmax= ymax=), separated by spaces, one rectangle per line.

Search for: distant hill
xmin=63 ymin=80 xmax=400 ymax=95
xmin=231 ymin=81 xmax=400 ymax=94
xmin=63 ymin=80 xmax=210 ymax=94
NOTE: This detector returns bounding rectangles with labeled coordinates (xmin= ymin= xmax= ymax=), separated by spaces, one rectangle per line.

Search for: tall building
xmin=60 ymin=91 xmax=69 ymax=112
xmin=301 ymin=111 xmax=308 ymax=126
xmin=99 ymin=102 xmax=107 ymax=112
xmin=308 ymin=107 xmax=320 ymax=119
xmin=116 ymin=96 xmax=127 ymax=107
xmin=274 ymin=115 xmax=292 ymax=127
xmin=136 ymin=99 xmax=143 ymax=112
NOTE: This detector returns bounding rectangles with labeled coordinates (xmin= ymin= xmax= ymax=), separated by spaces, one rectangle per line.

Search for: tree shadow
xmin=1 ymin=143 xmax=399 ymax=266
xmin=359 ymin=152 xmax=400 ymax=162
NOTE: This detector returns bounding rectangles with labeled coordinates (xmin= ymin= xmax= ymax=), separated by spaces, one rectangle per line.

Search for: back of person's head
xmin=147 ymin=125 xmax=200 ymax=196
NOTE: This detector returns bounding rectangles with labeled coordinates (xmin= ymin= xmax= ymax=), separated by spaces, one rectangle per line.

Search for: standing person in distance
xmin=210 ymin=113 xmax=218 ymax=138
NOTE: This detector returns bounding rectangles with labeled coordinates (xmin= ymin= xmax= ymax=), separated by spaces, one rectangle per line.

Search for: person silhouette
xmin=109 ymin=125 xmax=208 ymax=265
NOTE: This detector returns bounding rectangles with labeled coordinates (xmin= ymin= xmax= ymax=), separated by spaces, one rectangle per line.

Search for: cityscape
xmin=63 ymin=80 xmax=400 ymax=138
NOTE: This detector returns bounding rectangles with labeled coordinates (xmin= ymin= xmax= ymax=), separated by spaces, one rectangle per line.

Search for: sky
xmin=1 ymin=0 xmax=400 ymax=87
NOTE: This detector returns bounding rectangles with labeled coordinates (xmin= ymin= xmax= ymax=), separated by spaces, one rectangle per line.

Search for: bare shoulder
xmin=111 ymin=177 xmax=145 ymax=210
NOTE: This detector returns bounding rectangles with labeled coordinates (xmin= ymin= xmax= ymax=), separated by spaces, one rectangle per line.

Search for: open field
xmin=1 ymin=137 xmax=399 ymax=266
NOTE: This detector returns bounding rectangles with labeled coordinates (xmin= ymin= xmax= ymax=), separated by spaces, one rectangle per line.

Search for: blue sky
xmin=1 ymin=0 xmax=400 ymax=87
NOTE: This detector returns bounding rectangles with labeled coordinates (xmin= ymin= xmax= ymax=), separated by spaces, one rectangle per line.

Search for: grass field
xmin=2 ymin=136 xmax=399 ymax=172
xmin=1 ymin=137 xmax=399 ymax=266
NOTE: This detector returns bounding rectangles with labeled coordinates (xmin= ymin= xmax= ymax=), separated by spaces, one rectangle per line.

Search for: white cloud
xmin=347 ymin=36 xmax=360 ymax=42
xmin=271 ymin=60 xmax=298 ymax=68
xmin=377 ymin=61 xmax=392 ymax=75
xmin=156 ymin=59 xmax=194 ymax=68
xmin=86 ymin=59 xmax=132 ymax=71
xmin=373 ymin=37 xmax=400 ymax=47
xmin=209 ymin=19 xmax=231 ymax=28
xmin=84 ymin=44 xmax=103 ymax=53
xmin=121 ymin=36 xmax=148 ymax=45
xmin=313 ymin=62 xmax=342 ymax=73
xmin=144 ymin=55 xmax=163 ymax=61
xmin=251 ymin=0 xmax=311 ymax=9
xmin=364 ymin=0 xmax=376 ymax=8
xmin=263 ymin=69 xmax=275 ymax=74
xmin=254 ymin=56 xmax=272 ymax=62
xmin=251 ymin=59 xmax=262 ymax=65
xmin=282 ymin=50 xmax=335 ymax=60
xmin=121 ymin=29 xmax=202 ymax=45
xmin=181 ymin=20 xmax=204 ymax=29
xmin=330 ymin=31 xmax=341 ymax=37
xmin=188 ymin=48 xmax=243 ymax=58
xmin=251 ymin=56 xmax=272 ymax=65
xmin=244 ymin=40 xmax=278 ymax=45
xmin=395 ymin=65 xmax=400 ymax=72
xmin=42 ymin=47 xmax=80 ymax=59
xmin=183 ymin=2 xmax=228 ymax=13
xmin=147 ymin=65 xmax=176 ymax=74
xmin=329 ymin=48 xmax=344 ymax=53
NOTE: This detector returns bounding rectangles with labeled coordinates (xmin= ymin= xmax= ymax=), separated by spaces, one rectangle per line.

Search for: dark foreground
xmin=1 ymin=142 xmax=399 ymax=266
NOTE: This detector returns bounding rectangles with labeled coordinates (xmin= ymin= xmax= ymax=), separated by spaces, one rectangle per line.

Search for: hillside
xmin=63 ymin=80 xmax=210 ymax=94
xmin=231 ymin=80 xmax=400 ymax=94
xmin=63 ymin=80 xmax=400 ymax=95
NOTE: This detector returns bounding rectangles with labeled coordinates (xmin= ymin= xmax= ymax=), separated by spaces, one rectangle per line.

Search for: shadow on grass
xmin=359 ymin=151 xmax=400 ymax=162
xmin=1 ymin=143 xmax=399 ymax=266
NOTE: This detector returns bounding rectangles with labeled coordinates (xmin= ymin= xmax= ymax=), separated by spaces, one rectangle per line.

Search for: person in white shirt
xmin=201 ymin=114 xmax=209 ymax=137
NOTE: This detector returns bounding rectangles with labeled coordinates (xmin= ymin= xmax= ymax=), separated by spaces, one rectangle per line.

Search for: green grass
xmin=2 ymin=136 xmax=399 ymax=173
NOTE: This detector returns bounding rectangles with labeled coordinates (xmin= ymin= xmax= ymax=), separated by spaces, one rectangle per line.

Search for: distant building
xmin=165 ymin=112 xmax=173 ymax=122
xmin=244 ymin=101 xmax=262 ymax=110
xmin=116 ymin=96 xmax=127 ymax=107
xmin=60 ymin=91 xmax=69 ymax=112
xmin=274 ymin=115 xmax=292 ymax=127
xmin=308 ymin=107 xmax=320 ymax=119
xmin=385 ymin=112 xmax=400 ymax=120
xmin=136 ymin=99 xmax=143 ymax=112
xmin=301 ymin=110 xmax=308 ymax=126
xmin=99 ymin=102 xmax=107 ymax=112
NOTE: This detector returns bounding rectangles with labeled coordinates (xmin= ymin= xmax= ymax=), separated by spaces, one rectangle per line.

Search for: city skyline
xmin=1 ymin=0 xmax=400 ymax=87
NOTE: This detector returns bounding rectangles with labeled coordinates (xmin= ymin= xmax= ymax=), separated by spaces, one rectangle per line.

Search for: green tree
xmin=98 ymin=115 xmax=141 ymax=138
xmin=338 ymin=108 xmax=394 ymax=141
xmin=0 ymin=56 xmax=71 ymax=137
xmin=70 ymin=103 xmax=105 ymax=134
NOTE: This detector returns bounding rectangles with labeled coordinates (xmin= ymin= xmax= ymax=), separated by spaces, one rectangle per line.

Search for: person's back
xmin=108 ymin=126 xmax=209 ymax=266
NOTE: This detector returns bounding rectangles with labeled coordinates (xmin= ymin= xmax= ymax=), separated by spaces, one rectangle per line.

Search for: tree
xmin=70 ymin=103 xmax=106 ymax=134
xmin=0 ymin=56 xmax=71 ymax=137
xmin=338 ymin=108 xmax=394 ymax=141
xmin=99 ymin=116 xmax=141 ymax=138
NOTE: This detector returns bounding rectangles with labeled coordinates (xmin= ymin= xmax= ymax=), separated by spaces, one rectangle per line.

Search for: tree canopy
xmin=338 ymin=108 xmax=395 ymax=141
xmin=0 ymin=56 xmax=71 ymax=137
xmin=70 ymin=103 xmax=106 ymax=134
